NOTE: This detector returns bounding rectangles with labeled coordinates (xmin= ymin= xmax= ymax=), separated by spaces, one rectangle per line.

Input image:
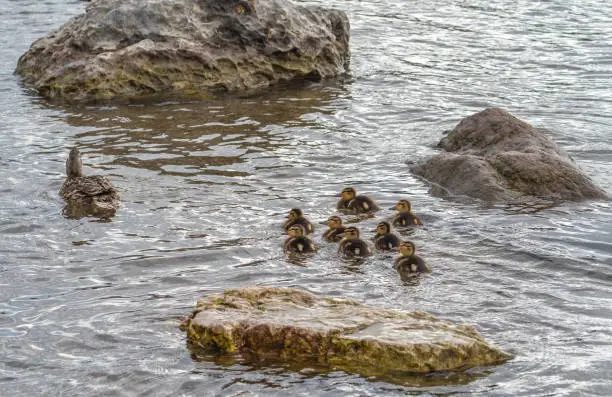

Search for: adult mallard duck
xmin=391 ymin=199 xmax=423 ymax=227
xmin=338 ymin=226 xmax=372 ymax=257
xmin=336 ymin=187 xmax=380 ymax=214
xmin=283 ymin=208 xmax=314 ymax=234
xmin=59 ymin=147 xmax=119 ymax=218
xmin=284 ymin=225 xmax=316 ymax=253
xmin=373 ymin=221 xmax=401 ymax=250
xmin=394 ymin=241 xmax=431 ymax=279
xmin=322 ymin=215 xmax=346 ymax=242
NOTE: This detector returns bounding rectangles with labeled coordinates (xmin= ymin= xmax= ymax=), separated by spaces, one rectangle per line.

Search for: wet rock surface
xmin=411 ymin=108 xmax=608 ymax=204
xmin=183 ymin=287 xmax=512 ymax=378
xmin=15 ymin=0 xmax=350 ymax=102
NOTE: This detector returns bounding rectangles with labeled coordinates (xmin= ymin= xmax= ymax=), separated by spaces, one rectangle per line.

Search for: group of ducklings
xmin=61 ymin=149 xmax=430 ymax=278
xmin=283 ymin=187 xmax=431 ymax=278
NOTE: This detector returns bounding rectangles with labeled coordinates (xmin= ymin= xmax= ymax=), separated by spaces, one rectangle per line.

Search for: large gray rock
xmin=411 ymin=108 xmax=608 ymax=204
xmin=182 ymin=287 xmax=512 ymax=379
xmin=15 ymin=0 xmax=349 ymax=101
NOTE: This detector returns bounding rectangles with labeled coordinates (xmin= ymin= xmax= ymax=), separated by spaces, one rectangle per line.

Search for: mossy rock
xmin=182 ymin=287 xmax=512 ymax=380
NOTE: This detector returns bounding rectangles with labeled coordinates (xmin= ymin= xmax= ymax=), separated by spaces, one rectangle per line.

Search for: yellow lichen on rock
xmin=183 ymin=287 xmax=512 ymax=380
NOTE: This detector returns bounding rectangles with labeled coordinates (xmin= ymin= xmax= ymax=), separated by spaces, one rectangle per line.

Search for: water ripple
xmin=1 ymin=0 xmax=611 ymax=396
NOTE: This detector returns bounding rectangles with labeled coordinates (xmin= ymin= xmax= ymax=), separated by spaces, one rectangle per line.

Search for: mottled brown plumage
xmin=373 ymin=221 xmax=401 ymax=250
xmin=322 ymin=215 xmax=346 ymax=242
xmin=60 ymin=147 xmax=119 ymax=218
xmin=336 ymin=187 xmax=380 ymax=214
xmin=284 ymin=225 xmax=316 ymax=253
xmin=394 ymin=241 xmax=431 ymax=279
xmin=391 ymin=199 xmax=423 ymax=227
xmin=283 ymin=208 xmax=314 ymax=234
xmin=338 ymin=226 xmax=372 ymax=257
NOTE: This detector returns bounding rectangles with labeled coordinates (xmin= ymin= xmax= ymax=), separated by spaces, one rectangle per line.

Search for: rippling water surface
xmin=1 ymin=0 xmax=611 ymax=396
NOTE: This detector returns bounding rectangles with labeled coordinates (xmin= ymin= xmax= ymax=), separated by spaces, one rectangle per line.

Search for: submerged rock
xmin=15 ymin=0 xmax=350 ymax=102
xmin=411 ymin=108 xmax=608 ymax=204
xmin=182 ymin=287 xmax=512 ymax=378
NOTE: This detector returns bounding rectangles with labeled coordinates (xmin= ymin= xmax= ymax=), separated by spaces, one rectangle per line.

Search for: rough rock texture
xmin=15 ymin=0 xmax=350 ymax=101
xmin=60 ymin=175 xmax=120 ymax=218
xmin=411 ymin=108 xmax=608 ymax=203
xmin=183 ymin=287 xmax=512 ymax=377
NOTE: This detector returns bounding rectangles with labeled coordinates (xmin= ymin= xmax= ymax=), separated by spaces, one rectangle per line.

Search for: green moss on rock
xmin=183 ymin=287 xmax=512 ymax=380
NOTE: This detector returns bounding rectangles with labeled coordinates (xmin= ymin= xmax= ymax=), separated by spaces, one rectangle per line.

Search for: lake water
xmin=1 ymin=0 xmax=611 ymax=396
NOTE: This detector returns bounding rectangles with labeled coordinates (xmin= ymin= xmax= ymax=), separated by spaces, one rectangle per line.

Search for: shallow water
xmin=1 ymin=0 xmax=611 ymax=396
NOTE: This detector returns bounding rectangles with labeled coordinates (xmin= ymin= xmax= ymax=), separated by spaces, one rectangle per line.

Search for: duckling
xmin=284 ymin=225 xmax=316 ymax=253
xmin=373 ymin=221 xmax=401 ymax=250
xmin=391 ymin=199 xmax=423 ymax=227
xmin=394 ymin=241 xmax=431 ymax=278
xmin=233 ymin=0 xmax=256 ymax=15
xmin=283 ymin=208 xmax=314 ymax=234
xmin=338 ymin=226 xmax=372 ymax=257
xmin=59 ymin=147 xmax=120 ymax=218
xmin=336 ymin=187 xmax=380 ymax=214
xmin=322 ymin=215 xmax=346 ymax=242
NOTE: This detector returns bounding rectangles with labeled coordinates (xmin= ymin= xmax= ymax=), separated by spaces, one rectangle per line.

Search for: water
xmin=1 ymin=0 xmax=611 ymax=395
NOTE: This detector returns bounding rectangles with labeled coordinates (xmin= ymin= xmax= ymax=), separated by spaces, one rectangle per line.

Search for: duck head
xmin=66 ymin=147 xmax=84 ymax=178
xmin=340 ymin=187 xmax=356 ymax=201
xmin=394 ymin=199 xmax=412 ymax=213
xmin=375 ymin=221 xmax=391 ymax=236
xmin=398 ymin=241 xmax=416 ymax=256
xmin=327 ymin=215 xmax=343 ymax=229
xmin=287 ymin=208 xmax=303 ymax=221
xmin=342 ymin=226 xmax=360 ymax=240
xmin=288 ymin=224 xmax=306 ymax=238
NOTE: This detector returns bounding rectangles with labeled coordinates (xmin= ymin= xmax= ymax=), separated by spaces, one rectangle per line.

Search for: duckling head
xmin=340 ymin=187 xmax=356 ymax=201
xmin=343 ymin=226 xmax=360 ymax=240
xmin=327 ymin=215 xmax=343 ymax=229
xmin=398 ymin=240 xmax=416 ymax=256
xmin=287 ymin=208 xmax=303 ymax=221
xmin=395 ymin=199 xmax=412 ymax=213
xmin=288 ymin=224 xmax=306 ymax=238
xmin=375 ymin=221 xmax=391 ymax=236
xmin=66 ymin=147 xmax=84 ymax=178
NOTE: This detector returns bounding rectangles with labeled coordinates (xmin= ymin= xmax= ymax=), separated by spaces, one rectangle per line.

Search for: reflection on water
xmin=1 ymin=0 xmax=612 ymax=396
xmin=187 ymin=344 xmax=492 ymax=388
xmin=51 ymin=81 xmax=342 ymax=179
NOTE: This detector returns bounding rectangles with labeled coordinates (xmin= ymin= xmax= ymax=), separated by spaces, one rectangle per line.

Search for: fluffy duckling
xmin=283 ymin=208 xmax=314 ymax=234
xmin=391 ymin=199 xmax=423 ymax=227
xmin=59 ymin=147 xmax=120 ymax=217
xmin=336 ymin=187 xmax=380 ymax=214
xmin=394 ymin=241 xmax=431 ymax=278
xmin=284 ymin=225 xmax=316 ymax=253
xmin=322 ymin=215 xmax=346 ymax=242
xmin=338 ymin=226 xmax=372 ymax=257
xmin=373 ymin=221 xmax=401 ymax=250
